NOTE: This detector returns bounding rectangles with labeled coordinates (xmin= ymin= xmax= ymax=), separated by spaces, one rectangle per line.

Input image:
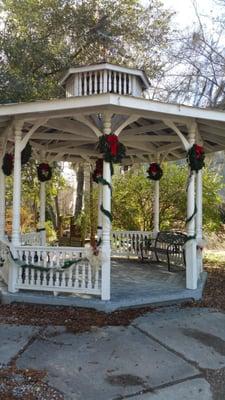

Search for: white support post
xmin=101 ymin=113 xmax=112 ymax=301
xmin=0 ymin=164 xmax=6 ymax=240
xmin=12 ymin=126 xmax=22 ymax=247
xmin=153 ymin=180 xmax=160 ymax=236
xmin=97 ymin=185 xmax=103 ymax=240
xmin=196 ymin=169 xmax=203 ymax=274
xmin=186 ymin=124 xmax=198 ymax=290
xmin=153 ymin=154 xmax=160 ymax=236
xmin=39 ymin=181 xmax=46 ymax=245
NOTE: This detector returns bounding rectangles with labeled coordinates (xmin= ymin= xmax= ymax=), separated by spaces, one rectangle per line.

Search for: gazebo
xmin=0 ymin=62 xmax=224 ymax=309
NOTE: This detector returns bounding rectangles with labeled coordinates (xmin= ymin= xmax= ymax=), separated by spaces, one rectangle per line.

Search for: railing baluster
xmin=83 ymin=72 xmax=87 ymax=95
xmin=94 ymin=72 xmax=98 ymax=94
xmin=108 ymin=70 xmax=112 ymax=92
xmin=118 ymin=72 xmax=122 ymax=94
xmin=113 ymin=71 xmax=117 ymax=92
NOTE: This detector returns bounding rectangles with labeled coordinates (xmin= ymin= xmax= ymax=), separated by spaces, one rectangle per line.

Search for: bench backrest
xmin=155 ymin=231 xmax=187 ymax=247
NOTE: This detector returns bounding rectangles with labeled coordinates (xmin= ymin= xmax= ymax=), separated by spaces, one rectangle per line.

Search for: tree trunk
xmin=74 ymin=164 xmax=84 ymax=220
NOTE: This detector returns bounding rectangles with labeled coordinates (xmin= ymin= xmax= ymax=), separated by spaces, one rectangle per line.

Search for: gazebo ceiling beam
xmin=31 ymin=132 xmax=96 ymax=141
xmin=51 ymin=148 xmax=99 ymax=156
xmin=20 ymin=118 xmax=48 ymax=151
xmin=121 ymin=121 xmax=170 ymax=135
xmin=43 ymin=118 xmax=96 ymax=139
xmin=163 ymin=119 xmax=189 ymax=150
xmin=154 ymin=142 xmax=182 ymax=153
xmin=45 ymin=140 xmax=95 ymax=150
xmin=197 ymin=119 xmax=225 ymax=129
xmin=202 ymin=132 xmax=225 ymax=146
xmin=114 ymin=114 xmax=140 ymax=136
xmin=30 ymin=140 xmax=47 ymax=151
xmin=120 ymin=135 xmax=180 ymax=143
xmin=199 ymin=124 xmax=225 ymax=138
xmin=73 ymin=115 xmax=102 ymax=137
xmin=125 ymin=142 xmax=156 ymax=153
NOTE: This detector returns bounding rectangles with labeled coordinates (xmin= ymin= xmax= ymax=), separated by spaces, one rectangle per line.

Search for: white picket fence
xmin=111 ymin=230 xmax=154 ymax=258
xmin=18 ymin=230 xmax=154 ymax=259
xmin=0 ymin=242 xmax=101 ymax=296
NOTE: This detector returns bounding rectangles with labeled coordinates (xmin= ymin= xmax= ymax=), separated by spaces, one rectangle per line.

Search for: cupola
xmin=61 ymin=62 xmax=150 ymax=98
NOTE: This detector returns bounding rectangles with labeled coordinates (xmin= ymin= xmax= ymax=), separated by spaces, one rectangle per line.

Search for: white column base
xmin=197 ymin=247 xmax=203 ymax=275
xmin=8 ymin=259 xmax=18 ymax=293
xmin=185 ymin=239 xmax=198 ymax=289
xmin=101 ymin=243 xmax=111 ymax=300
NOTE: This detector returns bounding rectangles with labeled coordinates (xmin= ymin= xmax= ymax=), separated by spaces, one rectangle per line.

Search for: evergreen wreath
xmin=2 ymin=153 xmax=14 ymax=176
xmin=99 ymin=134 xmax=126 ymax=163
xmin=21 ymin=142 xmax=32 ymax=165
xmin=187 ymin=144 xmax=205 ymax=172
xmin=37 ymin=163 xmax=52 ymax=182
xmin=147 ymin=163 xmax=163 ymax=181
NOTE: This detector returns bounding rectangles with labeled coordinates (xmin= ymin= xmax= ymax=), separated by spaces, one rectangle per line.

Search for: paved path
xmin=1 ymin=307 xmax=225 ymax=399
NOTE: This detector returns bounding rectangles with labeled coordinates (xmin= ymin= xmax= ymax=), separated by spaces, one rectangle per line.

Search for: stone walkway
xmin=0 ymin=259 xmax=206 ymax=311
xmin=0 ymin=307 xmax=225 ymax=399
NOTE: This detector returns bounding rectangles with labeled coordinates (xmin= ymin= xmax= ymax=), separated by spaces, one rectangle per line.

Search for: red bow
xmin=149 ymin=163 xmax=158 ymax=174
xmin=106 ymin=134 xmax=118 ymax=156
xmin=194 ymin=144 xmax=204 ymax=159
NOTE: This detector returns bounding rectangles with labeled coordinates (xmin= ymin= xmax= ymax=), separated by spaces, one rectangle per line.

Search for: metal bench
xmin=141 ymin=231 xmax=187 ymax=271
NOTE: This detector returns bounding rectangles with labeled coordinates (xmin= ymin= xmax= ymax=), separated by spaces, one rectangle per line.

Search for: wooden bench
xmin=141 ymin=231 xmax=187 ymax=271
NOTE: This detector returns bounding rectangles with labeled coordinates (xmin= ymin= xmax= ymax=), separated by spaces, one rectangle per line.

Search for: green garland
xmin=97 ymin=134 xmax=126 ymax=223
xmin=19 ymin=258 xmax=85 ymax=273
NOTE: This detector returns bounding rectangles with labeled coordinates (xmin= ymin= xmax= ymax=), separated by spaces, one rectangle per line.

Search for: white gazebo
xmin=0 ymin=62 xmax=224 ymax=308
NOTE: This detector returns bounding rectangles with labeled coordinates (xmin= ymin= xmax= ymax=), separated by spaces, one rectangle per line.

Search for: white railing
xmin=21 ymin=232 xmax=41 ymax=246
xmin=111 ymin=231 xmax=154 ymax=258
xmin=15 ymin=245 xmax=85 ymax=267
xmin=71 ymin=70 xmax=133 ymax=97
xmin=15 ymin=260 xmax=101 ymax=295
xmin=3 ymin=244 xmax=101 ymax=296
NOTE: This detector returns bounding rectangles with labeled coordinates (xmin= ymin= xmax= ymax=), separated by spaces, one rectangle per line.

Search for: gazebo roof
xmin=1 ymin=93 xmax=225 ymax=164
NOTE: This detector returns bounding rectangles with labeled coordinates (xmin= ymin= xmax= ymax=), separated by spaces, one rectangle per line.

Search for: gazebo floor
xmin=0 ymin=259 xmax=207 ymax=312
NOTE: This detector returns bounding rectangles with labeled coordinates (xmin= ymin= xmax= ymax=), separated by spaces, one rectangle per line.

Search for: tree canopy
xmin=0 ymin=0 xmax=173 ymax=103
xmin=112 ymin=163 xmax=224 ymax=233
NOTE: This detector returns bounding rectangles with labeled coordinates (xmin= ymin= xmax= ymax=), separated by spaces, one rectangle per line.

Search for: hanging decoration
xmin=97 ymin=133 xmax=126 ymax=224
xmin=99 ymin=134 xmax=126 ymax=163
xmin=147 ymin=163 xmax=163 ymax=181
xmin=187 ymin=144 xmax=205 ymax=172
xmin=2 ymin=153 xmax=14 ymax=176
xmin=21 ymin=142 xmax=32 ymax=165
xmin=185 ymin=144 xmax=205 ymax=242
xmin=92 ymin=159 xmax=103 ymax=183
xmin=37 ymin=163 xmax=52 ymax=182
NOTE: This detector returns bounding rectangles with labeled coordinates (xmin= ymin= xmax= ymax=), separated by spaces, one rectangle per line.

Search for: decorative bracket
xmin=163 ymin=119 xmax=189 ymax=151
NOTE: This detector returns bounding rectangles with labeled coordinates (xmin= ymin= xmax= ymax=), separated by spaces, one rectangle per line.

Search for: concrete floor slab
xmin=16 ymin=325 xmax=198 ymax=400
xmin=132 ymin=378 xmax=212 ymax=400
xmin=133 ymin=307 xmax=225 ymax=369
xmin=0 ymin=260 xmax=207 ymax=311
xmin=0 ymin=324 xmax=39 ymax=366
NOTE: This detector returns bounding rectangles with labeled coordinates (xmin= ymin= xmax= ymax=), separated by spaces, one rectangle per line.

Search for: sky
xmin=162 ymin=0 xmax=222 ymax=27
